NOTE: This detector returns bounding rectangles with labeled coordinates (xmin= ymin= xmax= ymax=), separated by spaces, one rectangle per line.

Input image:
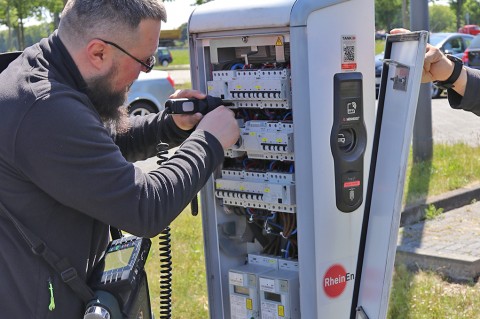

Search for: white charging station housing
xmin=188 ymin=0 xmax=427 ymax=317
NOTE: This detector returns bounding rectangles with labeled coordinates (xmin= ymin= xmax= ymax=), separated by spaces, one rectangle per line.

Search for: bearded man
xmin=0 ymin=0 xmax=239 ymax=317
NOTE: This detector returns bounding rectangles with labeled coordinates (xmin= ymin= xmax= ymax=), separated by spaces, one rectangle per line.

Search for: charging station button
xmin=342 ymin=172 xmax=362 ymax=206
xmin=337 ymin=129 xmax=355 ymax=153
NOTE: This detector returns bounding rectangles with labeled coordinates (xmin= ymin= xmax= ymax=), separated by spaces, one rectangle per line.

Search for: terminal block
xmin=215 ymin=176 xmax=296 ymax=213
xmin=225 ymin=121 xmax=294 ymax=161
xmin=220 ymin=169 xmax=295 ymax=184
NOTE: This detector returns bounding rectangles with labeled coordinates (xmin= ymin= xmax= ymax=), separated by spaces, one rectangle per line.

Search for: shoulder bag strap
xmin=0 ymin=200 xmax=95 ymax=303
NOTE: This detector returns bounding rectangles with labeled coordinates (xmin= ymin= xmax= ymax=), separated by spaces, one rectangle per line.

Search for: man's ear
xmin=85 ymin=39 xmax=110 ymax=70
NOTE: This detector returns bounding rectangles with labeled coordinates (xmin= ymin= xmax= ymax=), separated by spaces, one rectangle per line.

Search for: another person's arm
xmin=391 ymin=28 xmax=480 ymax=115
xmin=390 ymin=28 xmax=467 ymax=96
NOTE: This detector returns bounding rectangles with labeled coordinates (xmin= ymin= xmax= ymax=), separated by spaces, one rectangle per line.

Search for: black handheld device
xmin=85 ymin=236 xmax=152 ymax=319
xmin=164 ymin=95 xmax=231 ymax=115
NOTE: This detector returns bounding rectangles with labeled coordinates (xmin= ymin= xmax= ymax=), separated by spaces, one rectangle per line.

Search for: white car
xmin=127 ymin=70 xmax=176 ymax=116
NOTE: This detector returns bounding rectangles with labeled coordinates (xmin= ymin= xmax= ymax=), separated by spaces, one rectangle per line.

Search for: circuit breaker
xmin=188 ymin=0 xmax=427 ymax=318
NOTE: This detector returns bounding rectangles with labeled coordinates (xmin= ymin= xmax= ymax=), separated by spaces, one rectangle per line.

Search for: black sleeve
xmin=112 ymin=111 xmax=194 ymax=162
xmin=447 ymin=67 xmax=480 ymax=116
xmin=15 ymin=98 xmax=224 ymax=237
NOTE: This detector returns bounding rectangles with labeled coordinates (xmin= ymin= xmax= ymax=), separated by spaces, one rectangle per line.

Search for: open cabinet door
xmin=353 ymin=31 xmax=429 ymax=319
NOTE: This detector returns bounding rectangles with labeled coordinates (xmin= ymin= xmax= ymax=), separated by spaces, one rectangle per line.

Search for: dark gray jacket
xmin=0 ymin=32 xmax=223 ymax=318
xmin=448 ymin=67 xmax=480 ymax=115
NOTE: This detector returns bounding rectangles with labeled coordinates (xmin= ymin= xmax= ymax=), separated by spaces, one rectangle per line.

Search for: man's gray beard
xmin=84 ymin=64 xmax=131 ymax=134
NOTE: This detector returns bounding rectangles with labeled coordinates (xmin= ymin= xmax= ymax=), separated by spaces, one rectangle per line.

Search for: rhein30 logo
xmin=323 ymin=264 xmax=355 ymax=298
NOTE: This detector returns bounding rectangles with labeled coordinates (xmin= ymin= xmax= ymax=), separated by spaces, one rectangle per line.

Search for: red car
xmin=458 ymin=25 xmax=480 ymax=36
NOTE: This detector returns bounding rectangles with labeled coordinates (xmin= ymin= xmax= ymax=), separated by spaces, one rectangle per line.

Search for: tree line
xmin=1 ymin=0 xmax=480 ymax=52
xmin=376 ymin=0 xmax=480 ymax=33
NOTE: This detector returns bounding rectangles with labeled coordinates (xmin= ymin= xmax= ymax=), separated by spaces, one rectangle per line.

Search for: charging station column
xmin=188 ymin=0 xmax=375 ymax=318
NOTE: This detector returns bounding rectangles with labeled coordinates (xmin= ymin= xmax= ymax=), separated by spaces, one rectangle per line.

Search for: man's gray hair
xmin=59 ymin=0 xmax=167 ymax=46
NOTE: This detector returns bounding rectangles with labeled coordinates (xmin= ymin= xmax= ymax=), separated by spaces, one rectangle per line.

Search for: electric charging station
xmin=187 ymin=0 xmax=427 ymax=318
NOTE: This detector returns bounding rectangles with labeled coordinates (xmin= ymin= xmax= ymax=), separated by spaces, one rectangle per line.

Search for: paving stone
xmin=397 ymin=201 xmax=480 ymax=281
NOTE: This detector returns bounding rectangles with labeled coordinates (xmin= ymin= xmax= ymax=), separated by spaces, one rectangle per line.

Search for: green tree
xmin=11 ymin=0 xmax=43 ymax=50
xmin=0 ymin=0 xmax=63 ymax=50
xmin=375 ymin=0 xmax=403 ymax=31
xmin=449 ymin=0 xmax=465 ymax=29
xmin=42 ymin=0 xmax=64 ymax=29
xmin=430 ymin=4 xmax=456 ymax=32
xmin=464 ymin=0 xmax=480 ymax=25
xmin=0 ymin=0 xmax=14 ymax=50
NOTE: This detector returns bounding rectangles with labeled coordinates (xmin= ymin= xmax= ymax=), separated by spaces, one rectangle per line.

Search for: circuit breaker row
xmin=229 ymin=254 xmax=300 ymax=319
xmin=207 ymin=69 xmax=292 ymax=109
xmin=225 ymin=120 xmax=295 ymax=161
xmin=216 ymin=169 xmax=296 ymax=214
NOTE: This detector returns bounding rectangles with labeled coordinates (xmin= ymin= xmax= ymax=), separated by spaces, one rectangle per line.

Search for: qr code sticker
xmin=341 ymin=35 xmax=357 ymax=71
xmin=343 ymin=45 xmax=355 ymax=62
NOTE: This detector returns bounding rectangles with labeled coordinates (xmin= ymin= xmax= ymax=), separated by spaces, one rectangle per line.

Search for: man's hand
xmin=168 ymin=89 xmax=240 ymax=148
xmin=197 ymin=106 xmax=240 ymax=149
xmin=168 ymin=89 xmax=205 ymax=130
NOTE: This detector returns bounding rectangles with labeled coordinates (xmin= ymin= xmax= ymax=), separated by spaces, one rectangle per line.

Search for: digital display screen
xmin=264 ymin=291 xmax=282 ymax=303
xmin=234 ymin=285 xmax=250 ymax=296
xmin=104 ymin=246 xmax=134 ymax=272
xmin=340 ymin=80 xmax=361 ymax=97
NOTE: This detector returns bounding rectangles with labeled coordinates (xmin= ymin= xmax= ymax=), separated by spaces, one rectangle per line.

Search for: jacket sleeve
xmin=14 ymin=95 xmax=224 ymax=237
xmin=112 ymin=111 xmax=194 ymax=162
xmin=447 ymin=67 xmax=480 ymax=116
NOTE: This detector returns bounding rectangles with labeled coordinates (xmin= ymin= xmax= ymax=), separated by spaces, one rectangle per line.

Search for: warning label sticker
xmin=341 ymin=35 xmax=357 ymax=72
xmin=275 ymin=36 xmax=284 ymax=46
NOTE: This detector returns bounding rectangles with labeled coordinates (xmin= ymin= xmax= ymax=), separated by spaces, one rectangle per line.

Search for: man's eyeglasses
xmin=97 ymin=38 xmax=156 ymax=73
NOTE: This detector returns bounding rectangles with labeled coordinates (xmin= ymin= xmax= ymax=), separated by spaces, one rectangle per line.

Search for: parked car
xmin=127 ymin=70 xmax=175 ymax=116
xmin=458 ymin=24 xmax=480 ymax=36
xmin=375 ymin=52 xmax=383 ymax=97
xmin=376 ymin=33 xmax=473 ymax=98
xmin=462 ymin=34 xmax=480 ymax=70
xmin=429 ymin=33 xmax=474 ymax=59
xmin=157 ymin=47 xmax=173 ymax=67
xmin=375 ymin=31 xmax=387 ymax=40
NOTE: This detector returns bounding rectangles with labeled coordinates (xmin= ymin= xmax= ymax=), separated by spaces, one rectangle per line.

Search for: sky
xmin=162 ymin=0 xmax=198 ymax=30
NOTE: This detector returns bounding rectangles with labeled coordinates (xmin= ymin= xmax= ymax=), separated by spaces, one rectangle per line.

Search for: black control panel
xmin=90 ymin=235 xmax=151 ymax=290
xmin=330 ymin=72 xmax=367 ymax=212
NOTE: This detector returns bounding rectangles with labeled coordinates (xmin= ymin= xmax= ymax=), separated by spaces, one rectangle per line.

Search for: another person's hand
xmin=390 ymin=28 xmax=459 ymax=84
xmin=196 ymin=106 xmax=240 ymax=149
xmin=168 ymin=89 xmax=205 ymax=130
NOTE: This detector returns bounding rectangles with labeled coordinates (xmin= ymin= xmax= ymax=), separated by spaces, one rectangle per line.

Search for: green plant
xmin=424 ymin=204 xmax=444 ymax=220
xmin=388 ymin=265 xmax=480 ymax=319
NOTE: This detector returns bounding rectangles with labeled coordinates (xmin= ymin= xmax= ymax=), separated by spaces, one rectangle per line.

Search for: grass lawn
xmin=145 ymin=207 xmax=209 ymax=319
xmin=404 ymin=143 xmax=480 ymax=205
xmin=153 ymin=48 xmax=191 ymax=71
